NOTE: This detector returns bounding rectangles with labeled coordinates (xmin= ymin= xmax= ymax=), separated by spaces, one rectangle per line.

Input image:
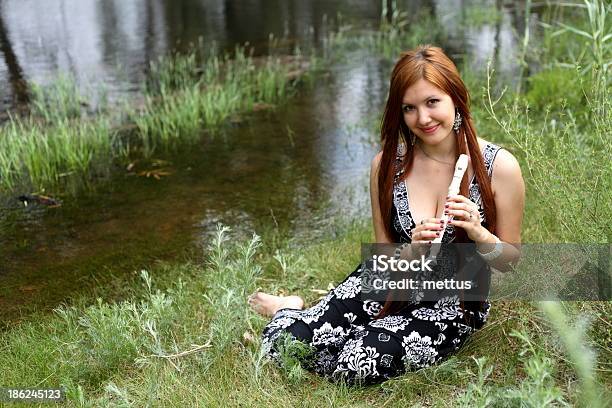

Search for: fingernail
xmin=444 ymin=204 xmax=449 ymax=208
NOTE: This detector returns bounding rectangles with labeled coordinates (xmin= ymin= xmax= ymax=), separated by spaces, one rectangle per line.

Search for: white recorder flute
xmin=433 ymin=154 xmax=469 ymax=244
xmin=424 ymin=154 xmax=469 ymax=264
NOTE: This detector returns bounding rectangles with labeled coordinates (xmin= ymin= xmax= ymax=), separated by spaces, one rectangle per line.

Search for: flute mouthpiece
xmin=447 ymin=154 xmax=469 ymax=195
xmin=455 ymin=154 xmax=468 ymax=174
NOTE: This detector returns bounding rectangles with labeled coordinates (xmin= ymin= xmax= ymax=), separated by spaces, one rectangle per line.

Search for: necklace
xmin=417 ymin=143 xmax=454 ymax=165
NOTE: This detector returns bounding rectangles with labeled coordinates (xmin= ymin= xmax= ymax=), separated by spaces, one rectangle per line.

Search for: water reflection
xmin=0 ymin=9 xmax=28 ymax=105
xmin=0 ymin=0 xmax=391 ymax=106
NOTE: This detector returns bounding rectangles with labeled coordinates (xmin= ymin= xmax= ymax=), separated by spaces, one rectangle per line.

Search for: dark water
xmin=0 ymin=0 xmax=538 ymax=321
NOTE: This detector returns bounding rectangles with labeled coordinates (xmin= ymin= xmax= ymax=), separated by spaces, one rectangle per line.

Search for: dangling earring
xmin=453 ymin=109 xmax=462 ymax=132
xmin=401 ymin=129 xmax=416 ymax=146
xmin=408 ymin=128 xmax=416 ymax=146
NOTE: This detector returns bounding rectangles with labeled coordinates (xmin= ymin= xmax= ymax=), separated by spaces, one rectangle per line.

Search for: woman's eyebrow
xmin=402 ymin=95 xmax=440 ymax=105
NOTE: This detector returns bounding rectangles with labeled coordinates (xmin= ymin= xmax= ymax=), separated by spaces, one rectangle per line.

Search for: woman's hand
xmin=444 ymin=194 xmax=489 ymax=242
xmin=411 ymin=217 xmax=444 ymax=243
xmin=407 ymin=217 xmax=444 ymax=258
xmin=409 ymin=217 xmax=446 ymax=258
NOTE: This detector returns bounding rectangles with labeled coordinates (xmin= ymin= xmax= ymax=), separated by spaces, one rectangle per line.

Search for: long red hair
xmin=377 ymin=45 xmax=496 ymax=317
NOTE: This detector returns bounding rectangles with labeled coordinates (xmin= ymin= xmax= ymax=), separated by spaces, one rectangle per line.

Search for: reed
xmin=0 ymin=117 xmax=113 ymax=191
xmin=321 ymin=1 xmax=445 ymax=60
xmin=550 ymin=0 xmax=611 ymax=84
xmin=30 ymin=74 xmax=88 ymax=123
xmin=131 ymin=47 xmax=298 ymax=157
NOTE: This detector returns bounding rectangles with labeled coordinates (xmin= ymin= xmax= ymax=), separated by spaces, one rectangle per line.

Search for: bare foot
xmin=248 ymin=292 xmax=304 ymax=317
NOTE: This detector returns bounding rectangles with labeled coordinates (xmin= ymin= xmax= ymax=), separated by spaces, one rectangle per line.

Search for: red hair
xmin=377 ymin=45 xmax=496 ymax=317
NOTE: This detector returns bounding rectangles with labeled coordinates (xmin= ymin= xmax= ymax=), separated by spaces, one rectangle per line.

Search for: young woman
xmin=249 ymin=45 xmax=525 ymax=385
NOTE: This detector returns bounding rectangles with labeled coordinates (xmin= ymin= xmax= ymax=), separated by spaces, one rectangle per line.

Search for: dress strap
xmin=482 ymin=143 xmax=503 ymax=177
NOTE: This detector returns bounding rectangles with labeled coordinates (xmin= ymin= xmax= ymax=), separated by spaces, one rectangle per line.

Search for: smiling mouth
xmin=421 ymin=124 xmax=440 ymax=133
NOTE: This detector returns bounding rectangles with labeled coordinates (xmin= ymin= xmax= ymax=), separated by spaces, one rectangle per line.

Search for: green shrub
xmin=525 ymin=67 xmax=587 ymax=117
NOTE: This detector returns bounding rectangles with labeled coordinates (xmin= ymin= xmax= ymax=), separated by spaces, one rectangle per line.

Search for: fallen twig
xmin=155 ymin=342 xmax=212 ymax=360
xmin=142 ymin=340 xmax=213 ymax=372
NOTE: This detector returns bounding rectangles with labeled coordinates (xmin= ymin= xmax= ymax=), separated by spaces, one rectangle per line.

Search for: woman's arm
xmin=477 ymin=149 xmax=525 ymax=271
xmin=370 ymin=151 xmax=393 ymax=244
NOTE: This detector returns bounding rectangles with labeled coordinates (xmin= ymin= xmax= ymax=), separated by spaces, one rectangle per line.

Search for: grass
xmin=0 ymin=116 xmax=114 ymax=191
xmin=543 ymin=0 xmax=611 ymax=84
xmin=481 ymin=62 xmax=611 ymax=244
xmin=0 ymin=223 xmax=609 ymax=406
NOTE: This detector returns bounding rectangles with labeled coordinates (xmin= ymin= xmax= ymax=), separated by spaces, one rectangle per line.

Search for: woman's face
xmin=401 ymin=78 xmax=456 ymax=145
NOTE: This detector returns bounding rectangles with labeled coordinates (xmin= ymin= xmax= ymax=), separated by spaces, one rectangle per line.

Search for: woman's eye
xmin=428 ymin=99 xmax=439 ymax=105
xmin=402 ymin=105 xmax=414 ymax=112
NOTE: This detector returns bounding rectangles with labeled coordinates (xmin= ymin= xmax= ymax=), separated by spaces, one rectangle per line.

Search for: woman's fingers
xmin=445 ymin=202 xmax=470 ymax=211
xmin=446 ymin=201 xmax=475 ymax=212
xmin=444 ymin=208 xmax=474 ymax=220
xmin=416 ymin=221 xmax=442 ymax=232
xmin=417 ymin=230 xmax=440 ymax=239
xmin=418 ymin=218 xmax=443 ymax=228
xmin=413 ymin=218 xmax=444 ymax=242
xmin=444 ymin=200 xmax=479 ymax=221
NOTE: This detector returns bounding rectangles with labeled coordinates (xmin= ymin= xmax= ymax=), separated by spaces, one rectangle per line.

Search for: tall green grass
xmin=482 ymin=62 xmax=610 ymax=243
xmin=545 ymin=0 xmax=611 ymax=84
xmin=477 ymin=0 xmax=611 ymax=243
xmin=0 ymin=116 xmax=114 ymax=191
xmin=29 ymin=75 xmax=88 ymax=123
xmin=133 ymin=48 xmax=302 ymax=157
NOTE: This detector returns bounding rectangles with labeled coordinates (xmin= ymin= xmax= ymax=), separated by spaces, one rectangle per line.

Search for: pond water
xmin=0 ymin=0 xmax=538 ymax=322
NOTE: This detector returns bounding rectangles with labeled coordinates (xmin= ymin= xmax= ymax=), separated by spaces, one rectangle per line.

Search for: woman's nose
xmin=417 ymin=108 xmax=431 ymax=125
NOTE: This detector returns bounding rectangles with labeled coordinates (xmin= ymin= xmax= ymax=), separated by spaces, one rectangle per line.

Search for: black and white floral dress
xmin=261 ymin=143 xmax=503 ymax=385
